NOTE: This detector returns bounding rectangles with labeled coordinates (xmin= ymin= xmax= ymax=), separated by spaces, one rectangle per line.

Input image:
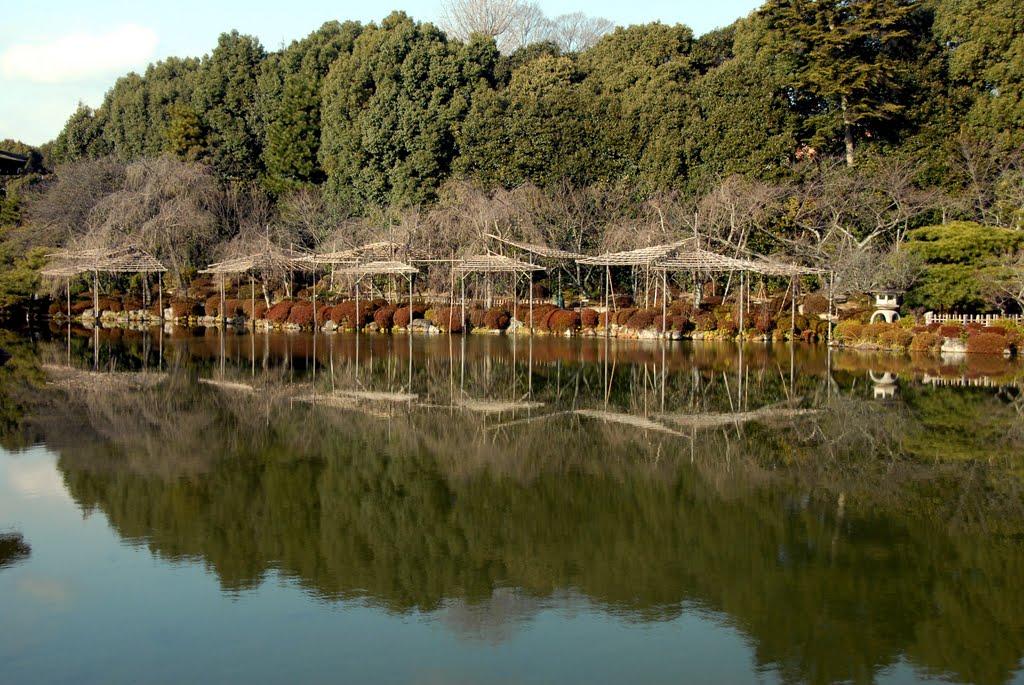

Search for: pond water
xmin=1 ymin=326 xmax=1023 ymax=685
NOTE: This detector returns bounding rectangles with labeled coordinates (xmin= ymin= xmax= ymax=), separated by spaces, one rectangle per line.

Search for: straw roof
xmin=652 ymin=249 xmax=755 ymax=272
xmin=453 ymin=254 xmax=545 ymax=274
xmin=200 ymin=246 xmax=310 ymax=274
xmin=41 ymin=247 xmax=166 ymax=276
xmin=485 ymin=233 xmax=584 ymax=260
xmin=333 ymin=260 xmax=419 ymax=276
xmin=577 ymin=240 xmax=693 ymax=266
xmin=747 ymin=258 xmax=829 ymax=277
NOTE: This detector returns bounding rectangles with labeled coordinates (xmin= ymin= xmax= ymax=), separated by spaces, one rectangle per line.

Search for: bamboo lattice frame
xmin=485 ymin=233 xmax=584 ymax=260
xmin=453 ymin=254 xmax=544 ymax=274
xmin=42 ymin=246 xmax=167 ymax=276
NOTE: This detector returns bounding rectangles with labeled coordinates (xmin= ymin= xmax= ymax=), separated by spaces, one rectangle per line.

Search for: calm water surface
xmin=1 ymin=326 xmax=1023 ymax=685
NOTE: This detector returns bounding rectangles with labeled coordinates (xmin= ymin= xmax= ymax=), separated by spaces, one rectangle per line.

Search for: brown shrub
xmin=468 ymin=307 xmax=486 ymax=329
xmin=878 ymin=328 xmax=914 ymax=349
xmin=394 ymin=303 xmax=428 ymax=328
xmin=204 ymin=296 xmax=221 ymax=316
xmin=613 ymin=307 xmax=638 ymax=326
xmin=802 ymin=293 xmax=829 ymax=315
xmin=429 ymin=307 xmax=466 ymax=333
xmin=374 ymin=304 xmax=398 ymax=329
xmin=549 ymin=309 xmax=580 ymax=333
xmin=70 ymin=300 xmax=93 ymax=315
xmin=702 ymin=295 xmax=723 ymax=307
xmin=754 ymin=313 xmax=773 ymax=334
xmin=286 ymin=301 xmax=315 ymax=326
xmin=909 ymin=332 xmax=940 ymax=352
xmin=612 ymin=294 xmax=633 ymax=309
xmin=97 ymin=297 xmax=122 ymax=313
xmin=625 ymin=308 xmax=658 ymax=331
xmin=966 ymin=332 xmax=1009 ymax=355
xmin=717 ymin=316 xmax=738 ymax=335
xmin=981 ymin=326 xmax=1007 ymax=336
xmin=939 ymin=324 xmax=964 ymax=338
xmin=530 ymin=304 xmax=560 ymax=331
xmin=694 ymin=312 xmax=716 ymax=332
xmin=241 ymin=299 xmax=268 ymax=320
xmin=223 ymin=299 xmax=243 ymax=317
xmin=169 ymin=298 xmax=202 ymax=318
xmin=861 ymin=322 xmax=892 ymax=342
xmin=266 ymin=300 xmax=294 ymax=324
xmin=580 ymin=308 xmax=599 ymax=328
xmin=835 ymin=321 xmax=865 ymax=343
xmin=484 ymin=306 xmax=511 ymax=330
xmin=668 ymin=300 xmax=693 ymax=317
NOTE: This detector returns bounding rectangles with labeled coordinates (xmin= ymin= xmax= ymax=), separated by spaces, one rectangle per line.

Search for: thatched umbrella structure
xmin=453 ymin=254 xmax=544 ymax=333
xmin=41 ymin=246 xmax=167 ymax=320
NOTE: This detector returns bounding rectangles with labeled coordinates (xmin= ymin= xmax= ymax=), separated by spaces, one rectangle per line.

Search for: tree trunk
xmin=842 ymin=96 xmax=855 ymax=167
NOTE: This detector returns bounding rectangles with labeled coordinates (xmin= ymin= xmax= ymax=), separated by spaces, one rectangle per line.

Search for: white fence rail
xmin=923 ymin=312 xmax=1023 ymax=326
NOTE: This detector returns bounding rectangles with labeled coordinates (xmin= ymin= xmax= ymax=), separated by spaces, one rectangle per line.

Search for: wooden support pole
xmin=528 ymin=271 xmax=533 ymax=336
xmin=157 ymin=276 xmax=162 ymax=323
xmin=604 ymin=265 xmax=610 ymax=339
xmin=461 ymin=274 xmax=466 ymax=334
xmin=661 ymin=270 xmax=667 ymax=336
xmin=355 ymin=279 xmax=360 ymax=332
xmin=220 ymin=273 xmax=226 ymax=327
xmin=738 ymin=271 xmax=745 ymax=340
xmin=93 ymin=269 xmax=99 ymax=319
xmin=250 ymin=275 xmax=255 ymax=329
xmin=828 ymin=271 xmax=835 ymax=347
xmin=790 ymin=276 xmax=796 ymax=341
xmin=312 ymin=268 xmax=318 ymax=331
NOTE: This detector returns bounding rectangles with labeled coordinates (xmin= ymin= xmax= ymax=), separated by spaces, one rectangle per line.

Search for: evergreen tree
xmin=762 ymin=0 xmax=916 ymax=166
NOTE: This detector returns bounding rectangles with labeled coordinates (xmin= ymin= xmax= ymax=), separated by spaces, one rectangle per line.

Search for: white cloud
xmin=0 ymin=24 xmax=159 ymax=83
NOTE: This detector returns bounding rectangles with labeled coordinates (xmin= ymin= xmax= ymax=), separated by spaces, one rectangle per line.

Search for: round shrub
xmin=694 ymin=312 xmax=716 ymax=332
xmin=613 ymin=307 xmax=638 ymax=326
xmin=625 ymin=308 xmax=658 ymax=331
xmin=835 ymin=321 xmax=865 ymax=343
xmin=802 ymin=293 xmax=828 ymax=315
xmin=468 ymin=307 xmax=487 ymax=329
xmin=878 ymin=328 xmax=914 ymax=349
xmin=909 ymin=332 xmax=940 ymax=352
xmin=169 ymin=298 xmax=203 ymax=318
xmin=204 ymin=296 xmax=221 ymax=316
xmin=612 ymin=294 xmax=633 ymax=309
xmin=429 ymin=307 xmax=466 ymax=333
xmin=668 ymin=300 xmax=693 ymax=317
xmin=374 ymin=304 xmax=398 ymax=329
xmin=241 ymin=299 xmax=268 ymax=320
xmin=394 ymin=303 xmax=428 ymax=328
xmin=287 ymin=301 xmax=315 ymax=326
xmin=549 ymin=309 xmax=580 ymax=333
xmin=580 ymin=308 xmax=599 ymax=328
xmin=981 ymin=326 xmax=1007 ymax=336
xmin=484 ymin=306 xmax=511 ymax=330
xmin=266 ymin=300 xmax=294 ymax=324
xmin=530 ymin=304 xmax=560 ymax=331
xmin=966 ymin=332 xmax=1009 ymax=355
xmin=939 ymin=324 xmax=964 ymax=338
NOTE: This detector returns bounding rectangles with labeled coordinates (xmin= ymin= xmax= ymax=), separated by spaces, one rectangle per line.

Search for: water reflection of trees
xmin=5 ymin=330 xmax=1024 ymax=685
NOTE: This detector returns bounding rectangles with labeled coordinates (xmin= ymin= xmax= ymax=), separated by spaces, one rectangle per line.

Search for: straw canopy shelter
xmin=41 ymin=246 xmax=167 ymax=320
xmin=200 ymin=244 xmax=315 ymax=325
xmin=484 ymin=233 xmax=585 ymax=261
xmin=451 ymin=253 xmax=545 ymax=331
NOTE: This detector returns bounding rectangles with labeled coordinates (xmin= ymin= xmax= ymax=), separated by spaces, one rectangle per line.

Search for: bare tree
xmin=548 ymin=12 xmax=614 ymax=53
xmin=981 ymin=250 xmax=1024 ymax=314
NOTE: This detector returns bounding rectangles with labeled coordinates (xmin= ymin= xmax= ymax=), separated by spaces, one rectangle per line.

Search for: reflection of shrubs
xmin=580 ymin=308 xmax=599 ymax=328
xmin=374 ymin=304 xmax=398 ymax=329
xmin=909 ymin=332 xmax=940 ymax=352
xmin=549 ymin=309 xmax=580 ymax=333
xmin=266 ymin=300 xmax=294 ymax=323
xmin=625 ymin=309 xmax=658 ymax=330
xmin=966 ymin=332 xmax=1008 ymax=355
xmin=484 ymin=306 xmax=511 ymax=330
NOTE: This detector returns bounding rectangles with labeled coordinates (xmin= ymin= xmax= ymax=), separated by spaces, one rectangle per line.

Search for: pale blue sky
xmin=0 ymin=0 xmax=763 ymax=147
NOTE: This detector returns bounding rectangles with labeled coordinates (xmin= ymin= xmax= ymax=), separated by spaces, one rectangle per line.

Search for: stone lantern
xmin=870 ymin=290 xmax=902 ymax=323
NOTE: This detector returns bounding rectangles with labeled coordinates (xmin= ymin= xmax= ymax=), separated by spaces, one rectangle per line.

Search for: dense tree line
xmin=1 ymin=0 xmax=1022 ymax=313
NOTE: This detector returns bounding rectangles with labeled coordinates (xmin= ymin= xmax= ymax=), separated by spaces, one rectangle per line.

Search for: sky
xmin=0 ymin=0 xmax=763 ymax=147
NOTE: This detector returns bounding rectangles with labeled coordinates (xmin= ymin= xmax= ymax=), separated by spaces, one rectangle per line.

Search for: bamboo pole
xmin=738 ymin=271 xmax=745 ymax=340
xmin=220 ymin=273 xmax=226 ymax=327
xmin=528 ymin=271 xmax=533 ymax=336
xmin=827 ymin=271 xmax=835 ymax=347
xmin=790 ymin=276 xmax=796 ymax=341
xmin=661 ymin=270 xmax=667 ymax=336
